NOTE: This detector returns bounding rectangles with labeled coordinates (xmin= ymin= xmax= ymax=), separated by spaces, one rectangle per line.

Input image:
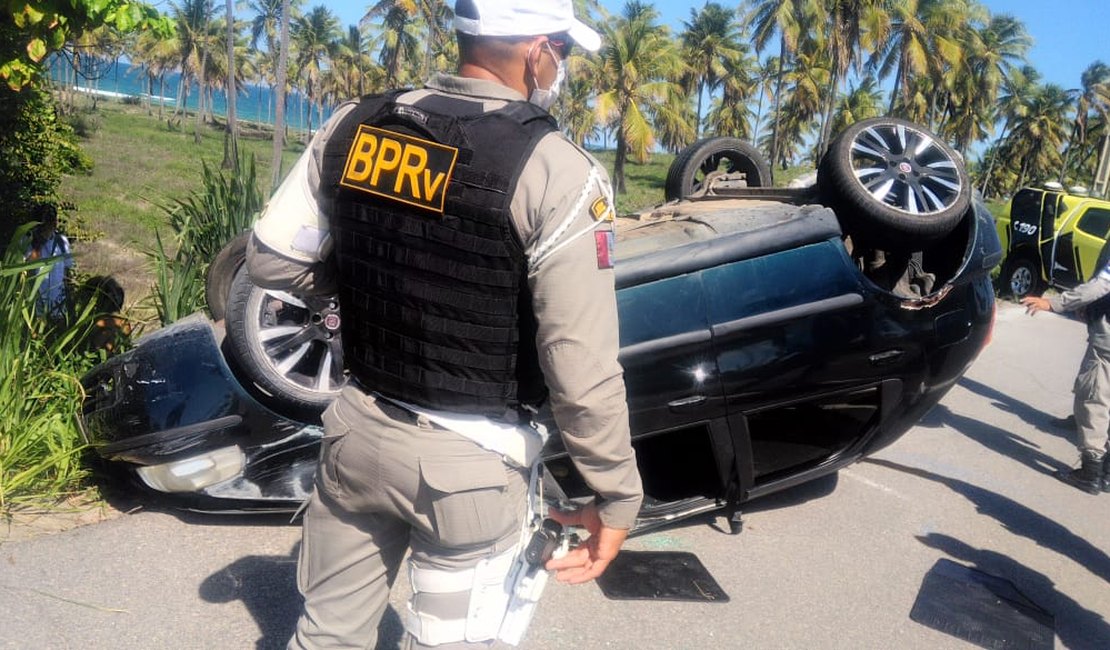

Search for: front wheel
xmin=999 ymin=257 xmax=1044 ymax=299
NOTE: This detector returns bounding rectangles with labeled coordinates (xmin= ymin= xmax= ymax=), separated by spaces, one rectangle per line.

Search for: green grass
xmin=58 ymin=97 xmax=303 ymax=309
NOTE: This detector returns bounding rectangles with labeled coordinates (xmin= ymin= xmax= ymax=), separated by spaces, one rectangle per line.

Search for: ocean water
xmin=48 ymin=57 xmax=333 ymax=131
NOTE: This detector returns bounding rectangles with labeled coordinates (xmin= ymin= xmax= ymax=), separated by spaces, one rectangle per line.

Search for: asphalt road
xmin=2 ymin=300 xmax=1109 ymax=649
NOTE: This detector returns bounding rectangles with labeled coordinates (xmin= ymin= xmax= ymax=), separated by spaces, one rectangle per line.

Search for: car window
xmin=1009 ymin=189 xmax=1041 ymax=223
xmin=1076 ymin=208 xmax=1110 ymax=240
xmin=1042 ymin=194 xmax=1060 ymax=223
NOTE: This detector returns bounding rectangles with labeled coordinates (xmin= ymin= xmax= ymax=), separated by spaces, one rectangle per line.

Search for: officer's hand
xmin=1021 ymin=296 xmax=1051 ymax=315
xmin=544 ymin=503 xmax=628 ymax=584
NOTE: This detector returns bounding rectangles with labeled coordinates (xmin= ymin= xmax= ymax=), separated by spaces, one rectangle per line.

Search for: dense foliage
xmin=0 ymin=85 xmax=91 ymax=249
xmin=1 ymin=0 xmax=173 ymax=88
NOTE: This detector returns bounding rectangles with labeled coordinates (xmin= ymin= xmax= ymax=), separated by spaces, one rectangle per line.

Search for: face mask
xmin=528 ymin=43 xmax=566 ymax=111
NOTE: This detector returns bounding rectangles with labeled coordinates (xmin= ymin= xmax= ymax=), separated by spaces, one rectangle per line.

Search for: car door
xmin=1056 ymin=205 xmax=1110 ymax=280
xmin=704 ymin=240 xmax=893 ymax=492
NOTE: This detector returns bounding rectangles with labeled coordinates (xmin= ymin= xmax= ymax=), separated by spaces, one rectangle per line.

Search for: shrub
xmin=0 ymin=225 xmax=111 ymax=512
xmin=0 ymin=84 xmax=93 ymax=250
xmin=146 ymin=152 xmax=263 ymax=325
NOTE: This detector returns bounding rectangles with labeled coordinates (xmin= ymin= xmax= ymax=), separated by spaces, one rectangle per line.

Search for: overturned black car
xmin=81 ymin=117 xmax=1000 ymax=533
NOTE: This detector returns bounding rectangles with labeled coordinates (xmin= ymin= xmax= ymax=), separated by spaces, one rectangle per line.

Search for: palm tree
xmin=704 ymin=51 xmax=756 ymax=139
xmin=555 ymin=64 xmax=602 ymax=147
xmin=222 ymin=0 xmax=239 ymax=169
xmin=362 ymin=0 xmax=422 ymax=87
xmin=680 ymin=2 xmax=746 ymax=138
xmin=747 ymin=0 xmax=814 ymax=173
xmin=978 ymin=65 xmax=1039 ymax=195
xmin=132 ymin=31 xmax=178 ymax=120
xmin=813 ymin=0 xmax=889 ymax=159
xmin=945 ymin=13 xmax=1029 ymax=157
xmin=1007 ymin=83 xmax=1073 ymax=189
xmin=592 ymin=1 xmax=684 ymax=193
xmin=1061 ymin=61 xmax=1110 ymax=184
xmin=868 ymin=0 xmax=929 ymax=114
xmin=292 ymin=5 xmax=340 ymax=141
xmin=830 ymin=75 xmax=883 ymax=134
xmin=271 ymin=0 xmax=293 ymax=190
xmin=329 ymin=25 xmax=381 ymax=99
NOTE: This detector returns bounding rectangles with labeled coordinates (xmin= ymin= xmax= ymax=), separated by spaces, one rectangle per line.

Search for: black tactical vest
xmin=320 ymin=91 xmax=557 ymax=417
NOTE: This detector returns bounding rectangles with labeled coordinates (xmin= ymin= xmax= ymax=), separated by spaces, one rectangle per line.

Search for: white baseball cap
xmin=453 ymin=0 xmax=602 ymax=53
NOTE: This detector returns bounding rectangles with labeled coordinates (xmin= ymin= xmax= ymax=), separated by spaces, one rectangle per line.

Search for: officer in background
xmin=1023 ymin=264 xmax=1110 ymax=495
xmin=246 ymin=1 xmax=643 ymax=647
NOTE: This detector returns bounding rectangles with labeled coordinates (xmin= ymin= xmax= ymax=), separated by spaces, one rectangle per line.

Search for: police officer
xmin=1023 ymin=264 xmax=1110 ymax=494
xmin=246 ymin=1 xmax=643 ymax=647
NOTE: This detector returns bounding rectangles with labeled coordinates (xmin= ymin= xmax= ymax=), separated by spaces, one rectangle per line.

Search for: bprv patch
xmin=595 ymin=230 xmax=615 ymax=269
xmin=339 ymin=125 xmax=458 ymax=214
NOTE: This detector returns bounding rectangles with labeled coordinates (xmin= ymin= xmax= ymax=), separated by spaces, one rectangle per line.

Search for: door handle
xmin=869 ymin=349 xmax=904 ymax=366
xmin=668 ymin=395 xmax=708 ymax=410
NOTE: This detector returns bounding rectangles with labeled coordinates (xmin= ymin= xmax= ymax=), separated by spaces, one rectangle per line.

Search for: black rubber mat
xmin=596 ymin=551 xmax=729 ymax=602
xmin=909 ymin=559 xmax=1054 ymax=649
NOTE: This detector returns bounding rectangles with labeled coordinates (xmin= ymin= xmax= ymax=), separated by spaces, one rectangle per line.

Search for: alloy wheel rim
xmin=247 ymin=288 xmax=346 ymax=396
xmin=1010 ymin=266 xmax=1033 ymax=296
xmin=848 ymin=123 xmax=963 ymax=216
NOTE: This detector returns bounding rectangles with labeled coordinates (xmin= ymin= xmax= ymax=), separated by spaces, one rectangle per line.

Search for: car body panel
xmin=82 ymin=194 xmax=1000 ymax=530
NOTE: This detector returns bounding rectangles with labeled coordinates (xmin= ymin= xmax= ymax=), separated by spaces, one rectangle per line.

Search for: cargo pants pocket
xmin=317 ymin=402 xmax=353 ymax=501
xmin=419 ymin=455 xmax=514 ymax=549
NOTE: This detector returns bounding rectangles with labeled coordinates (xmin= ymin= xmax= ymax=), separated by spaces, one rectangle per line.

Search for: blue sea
xmin=48 ymin=57 xmax=333 ymax=131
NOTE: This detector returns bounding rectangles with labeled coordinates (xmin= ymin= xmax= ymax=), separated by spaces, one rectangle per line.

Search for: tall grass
xmin=146 ymin=153 xmax=263 ymax=325
xmin=0 ymin=225 xmax=105 ymax=513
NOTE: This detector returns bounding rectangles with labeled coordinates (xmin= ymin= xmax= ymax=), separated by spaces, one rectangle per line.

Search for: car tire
xmin=817 ymin=117 xmax=971 ymax=249
xmin=206 ymin=231 xmax=251 ymax=322
xmin=224 ymin=265 xmax=346 ymax=413
xmin=999 ymin=256 xmax=1044 ymax=299
xmin=665 ymin=137 xmax=772 ymax=201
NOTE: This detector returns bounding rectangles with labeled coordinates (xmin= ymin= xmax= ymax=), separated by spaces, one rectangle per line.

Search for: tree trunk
xmin=979 ymin=120 xmax=1011 ymax=197
xmin=816 ymin=67 xmax=841 ymax=162
xmin=695 ymin=80 xmax=705 ymax=139
xmin=222 ymin=0 xmax=239 ymax=171
xmin=613 ymin=113 xmax=628 ymax=194
xmin=271 ymin=0 xmax=292 ymax=191
xmin=768 ymin=36 xmax=787 ymax=175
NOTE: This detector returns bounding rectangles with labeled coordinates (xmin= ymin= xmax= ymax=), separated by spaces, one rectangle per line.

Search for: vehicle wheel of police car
xmin=665 ymin=137 xmax=772 ymax=200
xmin=205 ymin=230 xmax=251 ymax=322
xmin=999 ymin=256 xmax=1044 ymax=299
xmin=817 ymin=117 xmax=971 ymax=249
xmin=225 ymin=265 xmax=347 ymax=412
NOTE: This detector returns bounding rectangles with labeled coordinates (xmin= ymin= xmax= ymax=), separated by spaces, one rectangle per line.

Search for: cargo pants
xmin=1073 ymin=342 xmax=1110 ymax=457
xmin=289 ymin=386 xmax=529 ymax=649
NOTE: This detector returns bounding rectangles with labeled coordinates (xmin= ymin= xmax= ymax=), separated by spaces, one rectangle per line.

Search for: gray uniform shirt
xmin=249 ymin=74 xmax=644 ymax=529
xmin=1049 ymin=263 xmax=1110 ymax=351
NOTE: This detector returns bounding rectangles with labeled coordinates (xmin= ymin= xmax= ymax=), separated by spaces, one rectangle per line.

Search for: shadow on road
xmin=916 ymin=533 xmax=1110 ymax=650
xmin=922 ymin=403 xmax=1069 ymax=476
xmin=199 ymin=543 xmax=404 ymax=650
xmin=865 ymin=458 xmax=1110 ymax=584
xmin=955 ymin=376 xmax=1073 ymax=444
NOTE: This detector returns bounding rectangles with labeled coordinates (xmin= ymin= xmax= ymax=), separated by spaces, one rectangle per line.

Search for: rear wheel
xmin=999 ymin=256 xmax=1044 ymax=299
xmin=206 ymin=231 xmax=251 ymax=322
xmin=224 ymin=265 xmax=346 ymax=413
xmin=665 ymin=138 xmax=772 ymax=201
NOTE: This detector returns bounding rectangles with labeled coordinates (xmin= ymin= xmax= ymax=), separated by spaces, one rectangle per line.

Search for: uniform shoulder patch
xmin=590 ymin=196 xmax=614 ymax=222
xmin=339 ymin=125 xmax=459 ymax=214
xmin=595 ymin=230 xmax=615 ymax=269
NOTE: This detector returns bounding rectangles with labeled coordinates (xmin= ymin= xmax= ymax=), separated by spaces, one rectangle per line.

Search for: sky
xmin=334 ymin=0 xmax=1109 ymax=91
